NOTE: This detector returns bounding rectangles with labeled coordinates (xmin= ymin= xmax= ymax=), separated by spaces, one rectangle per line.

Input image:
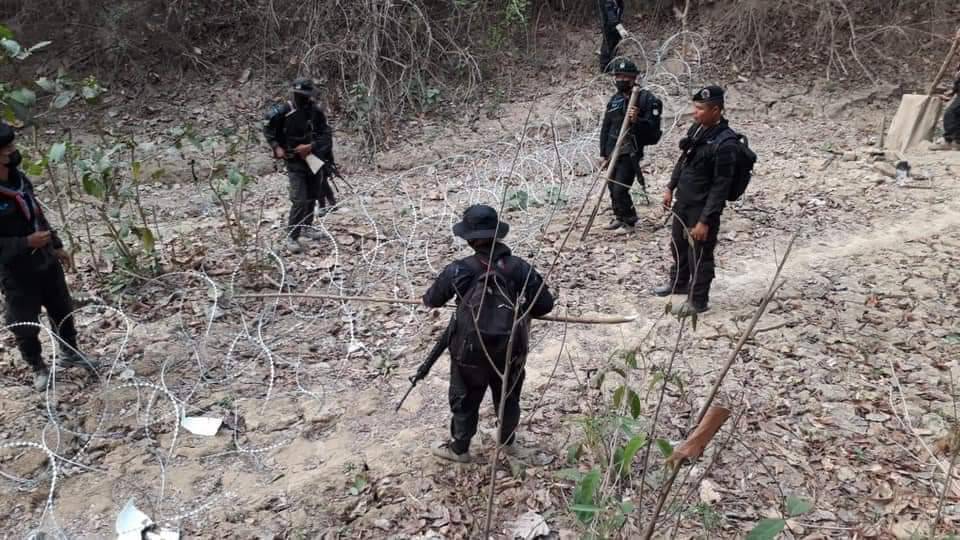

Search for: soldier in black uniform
xmin=597 ymin=0 xmax=625 ymax=72
xmin=422 ymin=205 xmax=555 ymax=463
xmin=0 ymin=122 xmax=97 ymax=391
xmin=263 ymin=78 xmax=335 ymax=254
xmin=942 ymin=63 xmax=960 ymax=145
xmin=599 ymin=59 xmax=663 ymax=233
xmin=653 ymin=86 xmax=737 ymax=313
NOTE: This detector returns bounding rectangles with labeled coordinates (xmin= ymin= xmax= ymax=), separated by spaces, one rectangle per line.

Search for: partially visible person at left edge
xmin=941 ymin=61 xmax=960 ymax=147
xmin=0 ymin=122 xmax=98 ymax=391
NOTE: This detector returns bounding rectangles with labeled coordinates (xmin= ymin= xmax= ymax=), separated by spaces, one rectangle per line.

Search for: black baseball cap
xmin=693 ymin=85 xmax=724 ymax=104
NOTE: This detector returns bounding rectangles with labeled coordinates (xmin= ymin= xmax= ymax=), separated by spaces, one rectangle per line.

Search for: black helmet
xmin=292 ymin=78 xmax=315 ymax=96
xmin=611 ymin=59 xmax=640 ymax=76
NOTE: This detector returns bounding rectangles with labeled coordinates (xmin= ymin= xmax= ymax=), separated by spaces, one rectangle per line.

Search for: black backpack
xmin=715 ymin=129 xmax=757 ymax=201
xmin=634 ymin=91 xmax=664 ymax=147
xmin=452 ymin=256 xmax=527 ymax=362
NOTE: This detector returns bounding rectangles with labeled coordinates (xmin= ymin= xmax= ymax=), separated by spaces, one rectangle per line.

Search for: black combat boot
xmin=652 ymin=282 xmax=689 ymax=297
xmin=23 ymin=355 xmax=49 ymax=392
xmin=58 ymin=348 xmax=99 ymax=373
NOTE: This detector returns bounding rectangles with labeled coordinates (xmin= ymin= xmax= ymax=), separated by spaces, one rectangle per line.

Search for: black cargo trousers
xmin=668 ymin=201 xmax=721 ymax=305
xmin=286 ymin=160 xmax=336 ymax=240
xmin=447 ymin=337 xmax=525 ymax=454
xmin=3 ymin=262 xmax=77 ymax=370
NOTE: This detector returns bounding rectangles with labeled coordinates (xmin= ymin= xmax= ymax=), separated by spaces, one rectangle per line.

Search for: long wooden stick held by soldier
xmin=231 ymin=292 xmax=637 ymax=324
xmin=581 ymin=84 xmax=642 ymax=240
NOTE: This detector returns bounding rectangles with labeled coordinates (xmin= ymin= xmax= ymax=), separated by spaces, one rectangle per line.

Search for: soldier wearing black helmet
xmin=599 ymin=59 xmax=663 ymax=233
xmin=263 ymin=78 xmax=336 ymax=253
xmin=0 ymin=122 xmax=98 ymax=391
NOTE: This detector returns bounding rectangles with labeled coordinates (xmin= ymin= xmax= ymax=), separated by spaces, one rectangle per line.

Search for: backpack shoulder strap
xmin=713 ymin=127 xmax=738 ymax=144
xmin=459 ymin=255 xmax=487 ymax=283
xmin=639 ymin=89 xmax=654 ymax=108
xmin=711 ymin=128 xmax=739 ymax=154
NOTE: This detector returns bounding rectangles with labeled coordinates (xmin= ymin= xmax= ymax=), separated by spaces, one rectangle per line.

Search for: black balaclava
xmin=4 ymin=150 xmax=22 ymax=170
xmin=0 ymin=122 xmax=21 ymax=173
xmin=293 ymin=93 xmax=311 ymax=110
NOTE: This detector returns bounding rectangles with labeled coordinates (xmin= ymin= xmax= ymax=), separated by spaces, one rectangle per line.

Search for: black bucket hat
xmin=453 ymin=204 xmax=509 ymax=240
xmin=292 ymin=78 xmax=315 ymax=96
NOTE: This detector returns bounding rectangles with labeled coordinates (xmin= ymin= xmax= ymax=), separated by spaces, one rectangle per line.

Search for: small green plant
xmin=0 ymin=26 xmax=101 ymax=123
xmin=30 ymin=137 xmax=161 ymax=288
xmin=745 ymin=495 xmax=813 ymax=539
xmin=172 ymin=123 xmax=261 ymax=252
xmin=343 ymin=461 xmax=370 ymax=496
xmin=688 ymin=502 xmax=724 ymax=532
xmin=544 ymin=186 xmax=568 ymax=206
xmin=485 ymin=0 xmax=530 ymax=49
xmin=563 ymin=467 xmax=635 ymax=538
xmin=564 ymin=350 xmax=651 ymax=537
xmin=505 ymin=189 xmax=530 ymax=211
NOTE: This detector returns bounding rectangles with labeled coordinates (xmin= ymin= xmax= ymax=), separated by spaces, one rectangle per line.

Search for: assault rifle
xmin=394 ymin=319 xmax=453 ymax=412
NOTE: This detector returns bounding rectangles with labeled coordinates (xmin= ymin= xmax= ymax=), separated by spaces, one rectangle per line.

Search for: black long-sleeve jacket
xmin=423 ymin=242 xmax=554 ymax=318
xmin=598 ymin=0 xmax=625 ymax=28
xmin=668 ymin=120 xmax=738 ymax=224
xmin=600 ymin=90 xmax=660 ymax=160
xmin=263 ymin=100 xmax=333 ymax=162
xmin=0 ymin=170 xmax=63 ymax=278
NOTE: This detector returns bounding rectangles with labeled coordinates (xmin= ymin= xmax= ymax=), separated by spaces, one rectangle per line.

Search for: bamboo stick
xmin=232 ymin=292 xmax=637 ymax=325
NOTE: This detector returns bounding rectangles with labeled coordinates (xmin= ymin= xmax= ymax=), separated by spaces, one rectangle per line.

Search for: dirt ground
xmin=1 ymin=32 xmax=960 ymax=539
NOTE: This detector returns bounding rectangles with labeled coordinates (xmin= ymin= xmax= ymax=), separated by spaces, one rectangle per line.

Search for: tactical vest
xmin=282 ymin=105 xmax=315 ymax=149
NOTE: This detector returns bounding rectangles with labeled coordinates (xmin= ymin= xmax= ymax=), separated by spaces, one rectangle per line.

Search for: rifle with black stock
xmin=395 ymin=318 xmax=453 ymax=412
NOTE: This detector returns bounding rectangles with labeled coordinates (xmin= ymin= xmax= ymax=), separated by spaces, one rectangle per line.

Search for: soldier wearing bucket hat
xmin=263 ymin=78 xmax=336 ymax=253
xmin=422 ymin=204 xmax=555 ymax=463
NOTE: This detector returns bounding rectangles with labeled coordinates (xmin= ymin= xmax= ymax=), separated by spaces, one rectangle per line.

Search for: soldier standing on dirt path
xmin=599 ymin=59 xmax=663 ymax=234
xmin=421 ymin=205 xmax=555 ymax=464
xmin=597 ymin=0 xmax=625 ymax=73
xmin=263 ymin=78 xmax=335 ymax=254
xmin=0 ymin=122 xmax=98 ymax=392
xmin=652 ymin=86 xmax=738 ymax=314
xmin=941 ymin=62 xmax=960 ymax=146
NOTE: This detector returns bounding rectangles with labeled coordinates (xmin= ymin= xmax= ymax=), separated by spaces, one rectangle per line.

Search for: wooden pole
xmin=927 ymin=27 xmax=960 ymax=96
xmin=232 ymin=292 xmax=637 ymax=325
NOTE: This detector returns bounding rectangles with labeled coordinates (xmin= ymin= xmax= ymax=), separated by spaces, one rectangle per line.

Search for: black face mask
xmin=4 ymin=150 xmax=21 ymax=171
xmin=615 ymin=80 xmax=633 ymax=93
xmin=293 ymin=94 xmax=311 ymax=110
